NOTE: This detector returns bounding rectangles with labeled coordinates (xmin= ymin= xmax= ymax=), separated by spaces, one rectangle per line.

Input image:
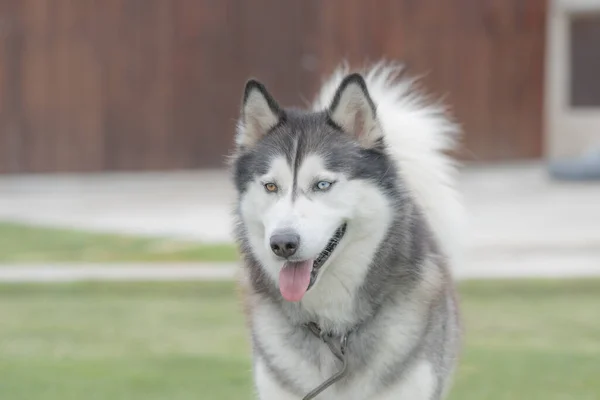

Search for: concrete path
xmin=0 ymin=170 xmax=233 ymax=243
xmin=1 ymin=162 xmax=600 ymax=280
xmin=1 ymin=163 xmax=599 ymax=248
xmin=1 ymin=252 xmax=599 ymax=283
xmin=0 ymin=264 xmax=237 ymax=283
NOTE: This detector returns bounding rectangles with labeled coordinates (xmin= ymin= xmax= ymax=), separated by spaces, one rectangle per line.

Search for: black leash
xmin=302 ymin=322 xmax=351 ymax=400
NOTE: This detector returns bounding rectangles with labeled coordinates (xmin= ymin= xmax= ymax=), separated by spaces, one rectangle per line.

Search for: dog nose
xmin=270 ymin=231 xmax=300 ymax=258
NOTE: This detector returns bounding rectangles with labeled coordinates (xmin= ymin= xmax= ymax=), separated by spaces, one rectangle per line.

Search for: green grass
xmin=0 ymin=222 xmax=238 ymax=263
xmin=0 ymin=280 xmax=599 ymax=399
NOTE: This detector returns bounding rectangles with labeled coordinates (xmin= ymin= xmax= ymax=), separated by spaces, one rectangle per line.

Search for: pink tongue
xmin=278 ymin=260 xmax=313 ymax=302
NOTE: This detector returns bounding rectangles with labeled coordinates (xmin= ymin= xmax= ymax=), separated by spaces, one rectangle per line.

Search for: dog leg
xmin=254 ymin=358 xmax=299 ymax=400
xmin=373 ymin=360 xmax=439 ymax=400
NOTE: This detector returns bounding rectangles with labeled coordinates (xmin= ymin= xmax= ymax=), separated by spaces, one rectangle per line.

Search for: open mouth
xmin=278 ymin=223 xmax=347 ymax=302
xmin=308 ymin=223 xmax=347 ymax=289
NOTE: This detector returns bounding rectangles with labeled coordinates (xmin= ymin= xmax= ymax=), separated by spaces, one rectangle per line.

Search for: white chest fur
xmin=252 ymin=292 xmax=436 ymax=400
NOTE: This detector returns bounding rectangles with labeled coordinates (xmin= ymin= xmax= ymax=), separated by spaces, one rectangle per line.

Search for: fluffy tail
xmin=313 ymin=62 xmax=465 ymax=264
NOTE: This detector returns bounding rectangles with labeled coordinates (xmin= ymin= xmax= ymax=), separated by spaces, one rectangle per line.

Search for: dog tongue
xmin=279 ymin=260 xmax=313 ymax=302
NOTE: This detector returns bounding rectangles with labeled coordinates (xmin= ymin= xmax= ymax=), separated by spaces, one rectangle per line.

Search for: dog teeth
xmin=312 ymin=223 xmax=347 ymax=271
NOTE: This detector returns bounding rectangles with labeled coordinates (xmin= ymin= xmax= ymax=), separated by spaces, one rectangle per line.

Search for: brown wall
xmin=0 ymin=0 xmax=547 ymax=173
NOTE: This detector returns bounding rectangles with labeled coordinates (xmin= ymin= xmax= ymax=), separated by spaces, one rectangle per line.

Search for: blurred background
xmin=0 ymin=1 xmax=599 ymax=399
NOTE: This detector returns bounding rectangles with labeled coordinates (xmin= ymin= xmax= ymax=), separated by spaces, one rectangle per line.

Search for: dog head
xmin=232 ymin=74 xmax=398 ymax=303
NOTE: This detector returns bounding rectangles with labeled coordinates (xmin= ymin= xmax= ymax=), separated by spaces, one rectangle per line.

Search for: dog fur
xmin=231 ymin=63 xmax=463 ymax=400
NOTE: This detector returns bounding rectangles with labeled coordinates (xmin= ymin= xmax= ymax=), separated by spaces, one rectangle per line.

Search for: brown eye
xmin=264 ymin=183 xmax=278 ymax=193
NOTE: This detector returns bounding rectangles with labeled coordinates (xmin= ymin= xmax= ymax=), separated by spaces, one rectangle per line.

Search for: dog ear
xmin=328 ymin=73 xmax=382 ymax=147
xmin=237 ymin=80 xmax=283 ymax=149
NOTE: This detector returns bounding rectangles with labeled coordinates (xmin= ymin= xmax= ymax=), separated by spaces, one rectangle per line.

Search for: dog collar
xmin=302 ymin=322 xmax=353 ymax=400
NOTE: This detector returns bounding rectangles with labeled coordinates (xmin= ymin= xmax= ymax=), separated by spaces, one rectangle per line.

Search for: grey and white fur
xmin=231 ymin=63 xmax=464 ymax=400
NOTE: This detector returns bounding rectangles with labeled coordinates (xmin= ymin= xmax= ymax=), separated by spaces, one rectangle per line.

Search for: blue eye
xmin=315 ymin=181 xmax=333 ymax=191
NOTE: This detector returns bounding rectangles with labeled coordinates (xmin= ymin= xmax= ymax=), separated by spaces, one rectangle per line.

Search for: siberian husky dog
xmin=231 ymin=63 xmax=464 ymax=400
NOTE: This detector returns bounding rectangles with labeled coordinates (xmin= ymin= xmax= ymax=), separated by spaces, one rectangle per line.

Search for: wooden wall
xmin=0 ymin=0 xmax=547 ymax=173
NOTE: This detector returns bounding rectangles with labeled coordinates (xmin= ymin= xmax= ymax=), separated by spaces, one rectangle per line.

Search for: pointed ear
xmin=237 ymin=80 xmax=283 ymax=149
xmin=328 ymin=73 xmax=382 ymax=147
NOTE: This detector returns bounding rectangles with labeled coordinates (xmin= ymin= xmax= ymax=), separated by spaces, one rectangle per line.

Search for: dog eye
xmin=314 ymin=181 xmax=333 ymax=191
xmin=264 ymin=183 xmax=278 ymax=193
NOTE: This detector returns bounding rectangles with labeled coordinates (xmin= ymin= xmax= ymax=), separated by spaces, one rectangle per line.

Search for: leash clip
xmin=302 ymin=323 xmax=351 ymax=400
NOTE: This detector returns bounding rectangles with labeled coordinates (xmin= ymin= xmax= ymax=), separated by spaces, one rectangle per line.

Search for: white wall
xmin=545 ymin=0 xmax=600 ymax=158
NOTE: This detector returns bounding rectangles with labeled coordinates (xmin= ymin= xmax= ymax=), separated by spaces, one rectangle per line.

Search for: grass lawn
xmin=0 ymin=280 xmax=599 ymax=399
xmin=0 ymin=222 xmax=238 ymax=263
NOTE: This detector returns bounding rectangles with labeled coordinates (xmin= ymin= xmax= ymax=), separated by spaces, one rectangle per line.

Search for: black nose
xmin=270 ymin=231 xmax=300 ymax=258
